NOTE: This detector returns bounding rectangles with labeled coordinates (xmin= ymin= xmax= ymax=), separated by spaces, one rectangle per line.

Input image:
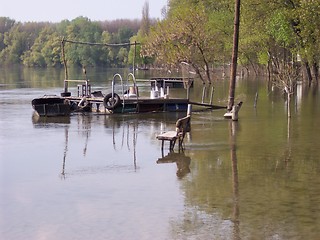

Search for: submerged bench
xmin=156 ymin=115 xmax=191 ymax=151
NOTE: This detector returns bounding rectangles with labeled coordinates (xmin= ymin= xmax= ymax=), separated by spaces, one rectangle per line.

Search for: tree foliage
xmin=142 ymin=0 xmax=233 ymax=83
xmin=139 ymin=0 xmax=319 ymax=83
xmin=22 ymin=26 xmax=61 ymax=67
xmin=240 ymin=0 xmax=320 ymax=82
xmin=0 ymin=16 xmax=142 ymax=68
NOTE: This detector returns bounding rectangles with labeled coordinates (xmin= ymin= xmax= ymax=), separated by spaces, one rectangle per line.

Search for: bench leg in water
xmin=169 ymin=139 xmax=176 ymax=150
xmin=160 ymin=138 xmax=176 ymax=151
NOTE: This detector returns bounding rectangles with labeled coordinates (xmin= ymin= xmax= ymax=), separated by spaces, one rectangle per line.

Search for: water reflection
xmin=61 ymin=126 xmax=69 ymax=179
xmin=229 ymin=121 xmax=240 ymax=240
xmin=107 ymin=116 xmax=139 ymax=170
xmin=32 ymin=113 xmax=71 ymax=125
xmin=157 ymin=151 xmax=191 ymax=179
xmin=31 ymin=112 xmax=188 ymax=179
xmin=76 ymin=113 xmax=92 ymax=156
xmin=64 ymin=114 xmax=140 ymax=178
xmin=3 ymin=69 xmax=320 ymax=239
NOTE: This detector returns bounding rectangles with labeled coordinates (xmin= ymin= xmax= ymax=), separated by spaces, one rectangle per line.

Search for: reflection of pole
xmin=133 ymin=123 xmax=137 ymax=171
xmin=229 ymin=121 xmax=240 ymax=240
xmin=80 ymin=115 xmax=91 ymax=156
xmin=61 ymin=127 xmax=69 ymax=179
xmin=227 ymin=0 xmax=241 ymax=111
xmin=83 ymin=129 xmax=89 ymax=156
xmin=112 ymin=122 xmax=117 ymax=150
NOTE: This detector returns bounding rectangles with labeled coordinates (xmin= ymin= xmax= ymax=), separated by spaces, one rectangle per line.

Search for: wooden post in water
xmin=227 ymin=0 xmax=241 ymax=112
xmin=61 ymin=37 xmax=69 ymax=93
xmin=187 ymin=104 xmax=192 ymax=116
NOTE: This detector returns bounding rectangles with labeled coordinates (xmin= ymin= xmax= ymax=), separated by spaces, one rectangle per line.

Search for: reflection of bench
xmin=156 ymin=115 xmax=191 ymax=151
xmin=156 ymin=152 xmax=191 ymax=178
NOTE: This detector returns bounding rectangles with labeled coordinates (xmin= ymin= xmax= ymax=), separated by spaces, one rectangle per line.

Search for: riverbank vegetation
xmin=0 ymin=16 xmax=143 ymax=68
xmin=0 ymin=0 xmax=319 ymax=84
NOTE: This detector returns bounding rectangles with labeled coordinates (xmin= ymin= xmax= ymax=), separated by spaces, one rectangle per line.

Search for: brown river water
xmin=1 ymin=66 xmax=320 ymax=239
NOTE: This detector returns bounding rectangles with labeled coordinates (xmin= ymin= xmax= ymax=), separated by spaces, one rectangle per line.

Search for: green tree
xmin=117 ymin=47 xmax=129 ymax=66
xmin=22 ymin=26 xmax=61 ymax=67
xmin=240 ymin=0 xmax=320 ymax=82
xmin=0 ymin=22 xmax=47 ymax=65
xmin=0 ymin=17 xmax=15 ymax=33
xmin=128 ymin=1 xmax=155 ymax=68
xmin=0 ymin=17 xmax=15 ymax=52
xmin=239 ymin=1 xmax=274 ymax=74
xmin=64 ymin=17 xmax=104 ymax=66
xmin=295 ymin=1 xmax=320 ymax=82
xmin=99 ymin=31 xmax=112 ymax=66
xmin=143 ymin=0 xmax=233 ymax=83
xmin=0 ymin=24 xmax=29 ymax=64
xmin=117 ymin=27 xmax=134 ymax=43
xmin=140 ymin=1 xmax=150 ymax=36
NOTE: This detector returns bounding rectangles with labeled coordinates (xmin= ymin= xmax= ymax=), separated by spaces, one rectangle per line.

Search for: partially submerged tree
xmin=271 ymin=58 xmax=299 ymax=118
xmin=240 ymin=0 xmax=320 ymax=83
xmin=142 ymin=0 xmax=233 ymax=84
xmin=295 ymin=1 xmax=320 ymax=83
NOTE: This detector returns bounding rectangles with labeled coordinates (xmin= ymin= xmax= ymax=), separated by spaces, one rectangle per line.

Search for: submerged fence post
xmin=210 ymin=86 xmax=214 ymax=105
xmin=201 ymin=85 xmax=206 ymax=103
xmin=187 ymin=104 xmax=192 ymax=116
xmin=232 ymin=102 xmax=243 ymax=121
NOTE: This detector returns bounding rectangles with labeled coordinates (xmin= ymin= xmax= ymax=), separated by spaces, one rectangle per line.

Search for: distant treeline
xmin=1 ymin=0 xmax=320 ymax=84
xmin=0 ymin=16 xmax=149 ymax=68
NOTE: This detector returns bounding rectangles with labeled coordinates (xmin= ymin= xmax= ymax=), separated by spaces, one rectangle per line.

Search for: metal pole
xmin=61 ymin=38 xmax=69 ymax=92
xmin=133 ymin=41 xmax=136 ymax=76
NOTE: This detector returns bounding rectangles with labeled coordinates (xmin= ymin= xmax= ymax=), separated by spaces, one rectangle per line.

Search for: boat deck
xmin=65 ymin=96 xmax=188 ymax=104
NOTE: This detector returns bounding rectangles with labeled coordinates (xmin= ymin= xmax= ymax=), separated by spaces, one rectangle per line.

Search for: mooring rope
xmin=62 ymin=38 xmax=140 ymax=47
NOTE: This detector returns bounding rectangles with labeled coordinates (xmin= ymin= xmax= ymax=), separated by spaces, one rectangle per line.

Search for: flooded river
xmin=1 ymin=67 xmax=320 ymax=239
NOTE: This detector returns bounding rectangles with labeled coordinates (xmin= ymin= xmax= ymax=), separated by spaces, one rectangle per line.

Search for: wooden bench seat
xmin=156 ymin=131 xmax=178 ymax=150
xmin=156 ymin=115 xmax=191 ymax=151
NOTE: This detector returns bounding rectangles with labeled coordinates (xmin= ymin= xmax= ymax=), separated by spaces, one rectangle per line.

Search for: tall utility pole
xmin=227 ymin=0 xmax=241 ymax=111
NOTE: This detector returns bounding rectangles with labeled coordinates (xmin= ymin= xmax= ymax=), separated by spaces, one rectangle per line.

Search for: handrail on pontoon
xmin=112 ymin=73 xmax=124 ymax=98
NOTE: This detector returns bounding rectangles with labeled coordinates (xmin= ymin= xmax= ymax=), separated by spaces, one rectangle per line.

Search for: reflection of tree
xmin=61 ymin=126 xmax=69 ymax=179
xmin=276 ymin=115 xmax=292 ymax=171
xmin=229 ymin=121 xmax=240 ymax=240
xmin=167 ymin=119 xmax=240 ymax=239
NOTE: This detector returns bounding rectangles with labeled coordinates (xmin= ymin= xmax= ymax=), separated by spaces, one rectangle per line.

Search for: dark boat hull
xmin=32 ymin=96 xmax=71 ymax=117
xmin=112 ymin=98 xmax=189 ymax=114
